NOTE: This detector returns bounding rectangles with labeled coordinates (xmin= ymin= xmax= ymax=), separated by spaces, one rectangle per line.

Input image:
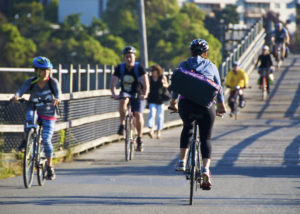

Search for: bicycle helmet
xmin=33 ymin=56 xmax=53 ymax=69
xmin=122 ymin=46 xmax=136 ymax=55
xmin=275 ymin=22 xmax=282 ymax=29
xmin=190 ymin=39 xmax=209 ymax=56
xmin=232 ymin=61 xmax=239 ymax=67
xmin=262 ymin=45 xmax=269 ymax=50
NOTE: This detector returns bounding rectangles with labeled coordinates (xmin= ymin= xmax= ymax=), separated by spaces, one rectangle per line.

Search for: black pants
xmin=178 ymin=98 xmax=215 ymax=159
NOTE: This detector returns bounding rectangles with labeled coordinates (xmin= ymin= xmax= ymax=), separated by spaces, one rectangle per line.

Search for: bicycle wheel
xmin=262 ymin=76 xmax=267 ymax=101
xmin=196 ymin=143 xmax=202 ymax=191
xmin=23 ymin=128 xmax=36 ymax=188
xmin=37 ymin=138 xmax=47 ymax=186
xmin=130 ymin=141 xmax=135 ymax=160
xmin=189 ymin=141 xmax=196 ymax=205
xmin=124 ymin=116 xmax=131 ymax=161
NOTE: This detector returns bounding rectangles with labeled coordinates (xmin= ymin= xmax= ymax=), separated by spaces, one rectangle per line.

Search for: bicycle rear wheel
xmin=130 ymin=141 xmax=135 ymax=160
xmin=23 ymin=128 xmax=36 ymax=188
xmin=189 ymin=141 xmax=196 ymax=205
xmin=37 ymin=140 xmax=47 ymax=186
xmin=125 ymin=116 xmax=131 ymax=161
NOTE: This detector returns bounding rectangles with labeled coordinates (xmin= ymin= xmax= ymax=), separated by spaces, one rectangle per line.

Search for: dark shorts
xmin=120 ymin=91 xmax=146 ymax=113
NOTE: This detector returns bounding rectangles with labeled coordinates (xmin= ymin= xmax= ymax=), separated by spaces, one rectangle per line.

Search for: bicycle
xmin=18 ymin=98 xmax=51 ymax=188
xmin=274 ymin=42 xmax=283 ymax=70
xmin=185 ymin=115 xmax=210 ymax=205
xmin=113 ymin=94 xmax=136 ymax=161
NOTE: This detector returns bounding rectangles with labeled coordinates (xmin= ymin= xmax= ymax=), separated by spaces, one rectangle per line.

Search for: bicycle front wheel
xmin=23 ymin=128 xmax=36 ymax=188
xmin=37 ymin=140 xmax=47 ymax=186
xmin=125 ymin=116 xmax=131 ymax=161
xmin=189 ymin=141 xmax=196 ymax=205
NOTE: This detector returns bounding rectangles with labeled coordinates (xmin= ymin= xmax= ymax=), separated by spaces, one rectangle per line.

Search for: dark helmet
xmin=275 ymin=22 xmax=282 ymax=29
xmin=190 ymin=39 xmax=209 ymax=56
xmin=122 ymin=46 xmax=136 ymax=55
xmin=33 ymin=56 xmax=53 ymax=69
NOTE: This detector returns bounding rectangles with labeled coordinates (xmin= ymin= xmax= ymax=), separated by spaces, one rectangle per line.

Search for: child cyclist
xmin=11 ymin=56 xmax=61 ymax=180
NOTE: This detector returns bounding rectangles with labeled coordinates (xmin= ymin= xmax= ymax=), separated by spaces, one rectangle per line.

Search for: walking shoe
xmin=201 ymin=168 xmax=212 ymax=190
xmin=17 ymin=139 xmax=26 ymax=152
xmin=175 ymin=160 xmax=185 ymax=172
xmin=136 ymin=137 xmax=144 ymax=152
xmin=117 ymin=124 xmax=124 ymax=135
xmin=47 ymin=166 xmax=56 ymax=180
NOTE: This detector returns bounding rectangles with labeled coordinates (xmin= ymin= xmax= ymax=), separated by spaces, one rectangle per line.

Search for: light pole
xmin=138 ymin=0 xmax=148 ymax=68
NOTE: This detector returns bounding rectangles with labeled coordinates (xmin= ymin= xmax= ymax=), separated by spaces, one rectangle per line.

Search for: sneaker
xmin=47 ymin=166 xmax=56 ymax=180
xmin=17 ymin=139 xmax=26 ymax=152
xmin=201 ymin=168 xmax=212 ymax=190
xmin=175 ymin=160 xmax=185 ymax=172
xmin=117 ymin=124 xmax=124 ymax=135
xmin=136 ymin=137 xmax=144 ymax=152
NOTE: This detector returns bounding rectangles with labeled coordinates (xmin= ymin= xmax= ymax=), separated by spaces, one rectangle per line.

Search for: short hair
xmin=150 ymin=64 xmax=163 ymax=76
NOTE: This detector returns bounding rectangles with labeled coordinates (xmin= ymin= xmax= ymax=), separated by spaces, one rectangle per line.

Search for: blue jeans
xmin=25 ymin=109 xmax=56 ymax=158
xmin=147 ymin=103 xmax=164 ymax=130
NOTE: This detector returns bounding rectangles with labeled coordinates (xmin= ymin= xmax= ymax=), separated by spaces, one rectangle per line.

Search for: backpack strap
xmin=30 ymin=76 xmax=56 ymax=96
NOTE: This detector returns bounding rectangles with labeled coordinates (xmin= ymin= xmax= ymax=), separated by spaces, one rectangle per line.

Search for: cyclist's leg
xmin=198 ymin=105 xmax=215 ymax=168
xmin=239 ymin=89 xmax=245 ymax=107
xmin=281 ymin=42 xmax=286 ymax=60
xmin=19 ymin=108 xmax=36 ymax=150
xmin=228 ymin=91 xmax=235 ymax=113
xmin=40 ymin=119 xmax=55 ymax=164
xmin=132 ymin=98 xmax=146 ymax=138
xmin=119 ymin=98 xmax=129 ymax=125
xmin=178 ymin=99 xmax=194 ymax=161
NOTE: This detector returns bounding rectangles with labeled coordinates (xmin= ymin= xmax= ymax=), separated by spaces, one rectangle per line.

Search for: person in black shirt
xmin=110 ymin=46 xmax=149 ymax=152
xmin=255 ymin=45 xmax=274 ymax=93
xmin=147 ymin=64 xmax=169 ymax=139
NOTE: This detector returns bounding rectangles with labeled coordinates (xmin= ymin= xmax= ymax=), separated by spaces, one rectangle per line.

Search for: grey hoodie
xmin=15 ymin=77 xmax=61 ymax=118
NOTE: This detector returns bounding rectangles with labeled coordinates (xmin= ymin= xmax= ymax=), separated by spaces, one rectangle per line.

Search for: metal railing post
xmin=69 ymin=64 xmax=73 ymax=93
xmin=103 ymin=65 xmax=107 ymax=90
xmin=58 ymin=64 xmax=62 ymax=90
xmin=95 ymin=64 xmax=99 ymax=90
xmin=78 ymin=64 xmax=81 ymax=92
xmin=87 ymin=64 xmax=90 ymax=91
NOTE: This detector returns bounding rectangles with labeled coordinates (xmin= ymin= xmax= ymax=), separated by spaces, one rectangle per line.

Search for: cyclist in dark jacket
xmin=169 ymin=39 xmax=226 ymax=189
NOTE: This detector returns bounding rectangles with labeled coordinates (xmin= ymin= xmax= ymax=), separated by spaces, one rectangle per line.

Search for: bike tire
xmin=37 ymin=139 xmax=47 ymax=186
xmin=189 ymin=141 xmax=196 ymax=205
xmin=125 ymin=116 xmax=131 ymax=161
xmin=130 ymin=141 xmax=134 ymax=160
xmin=23 ymin=128 xmax=36 ymax=188
xmin=262 ymin=76 xmax=268 ymax=101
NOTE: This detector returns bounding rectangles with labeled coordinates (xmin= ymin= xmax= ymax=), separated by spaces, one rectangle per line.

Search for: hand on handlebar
xmin=10 ymin=96 xmax=20 ymax=103
xmin=216 ymin=102 xmax=226 ymax=118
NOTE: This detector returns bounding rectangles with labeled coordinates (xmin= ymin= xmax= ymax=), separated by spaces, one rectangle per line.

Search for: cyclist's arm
xmin=110 ymin=75 xmax=119 ymax=97
xmin=284 ymin=29 xmax=290 ymax=44
xmin=140 ymin=74 xmax=149 ymax=98
xmin=11 ymin=79 xmax=32 ymax=102
xmin=51 ymin=78 xmax=61 ymax=106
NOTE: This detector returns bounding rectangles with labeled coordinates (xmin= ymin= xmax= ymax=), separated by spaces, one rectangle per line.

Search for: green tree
xmin=44 ymin=0 xmax=59 ymax=22
xmin=0 ymin=23 xmax=36 ymax=67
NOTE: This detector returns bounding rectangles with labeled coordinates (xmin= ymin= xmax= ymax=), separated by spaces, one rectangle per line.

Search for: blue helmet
xmin=33 ymin=56 xmax=53 ymax=69
xmin=190 ymin=39 xmax=209 ymax=56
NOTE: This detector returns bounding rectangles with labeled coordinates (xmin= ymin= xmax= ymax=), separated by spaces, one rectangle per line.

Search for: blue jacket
xmin=173 ymin=56 xmax=224 ymax=103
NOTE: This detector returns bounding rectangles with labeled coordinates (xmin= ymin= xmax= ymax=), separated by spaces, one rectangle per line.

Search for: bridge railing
xmin=219 ymin=18 xmax=265 ymax=83
xmin=0 ymin=19 xmax=265 ymax=157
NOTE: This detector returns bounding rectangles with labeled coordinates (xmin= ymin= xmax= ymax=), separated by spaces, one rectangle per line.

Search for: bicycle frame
xmin=260 ymin=68 xmax=270 ymax=100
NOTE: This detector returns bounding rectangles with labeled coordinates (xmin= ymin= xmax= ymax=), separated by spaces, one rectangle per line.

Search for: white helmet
xmin=262 ymin=45 xmax=269 ymax=51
